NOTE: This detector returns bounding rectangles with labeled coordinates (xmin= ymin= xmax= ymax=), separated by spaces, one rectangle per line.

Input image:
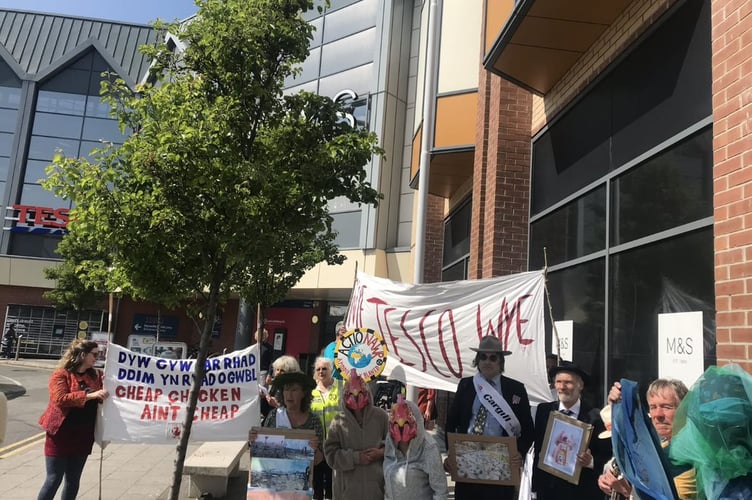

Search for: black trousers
xmin=454 ymin=482 xmax=516 ymax=500
xmin=313 ymin=461 xmax=333 ymax=500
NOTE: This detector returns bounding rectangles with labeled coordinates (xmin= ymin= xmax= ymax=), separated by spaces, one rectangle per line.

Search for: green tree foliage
xmin=43 ymin=0 xmax=381 ymax=497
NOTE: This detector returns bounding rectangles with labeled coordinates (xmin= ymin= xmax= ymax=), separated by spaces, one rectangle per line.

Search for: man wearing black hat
xmin=445 ymin=335 xmax=535 ymax=500
xmin=532 ymin=361 xmax=610 ymax=500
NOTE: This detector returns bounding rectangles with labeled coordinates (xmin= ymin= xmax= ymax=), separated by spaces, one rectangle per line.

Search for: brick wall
xmin=469 ymin=68 xmax=532 ymax=279
xmin=712 ymin=0 xmax=752 ymax=372
xmin=423 ymin=193 xmax=445 ymax=284
xmin=531 ymin=0 xmax=679 ymax=134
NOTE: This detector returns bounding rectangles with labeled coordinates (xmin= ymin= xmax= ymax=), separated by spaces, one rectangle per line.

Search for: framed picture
xmin=536 ymin=412 xmax=593 ymax=485
xmin=447 ymin=433 xmax=520 ymax=486
xmin=248 ymin=427 xmax=316 ymax=499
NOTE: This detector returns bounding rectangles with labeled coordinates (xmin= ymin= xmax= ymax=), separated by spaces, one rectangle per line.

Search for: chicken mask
xmin=344 ymin=369 xmax=369 ymax=410
xmin=389 ymin=395 xmax=417 ymax=442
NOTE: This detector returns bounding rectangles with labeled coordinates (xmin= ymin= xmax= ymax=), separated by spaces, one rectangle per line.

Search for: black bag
xmin=373 ymin=379 xmax=405 ymax=411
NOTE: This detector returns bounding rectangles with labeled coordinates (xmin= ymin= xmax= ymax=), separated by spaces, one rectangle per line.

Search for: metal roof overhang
xmin=483 ymin=0 xmax=634 ymax=95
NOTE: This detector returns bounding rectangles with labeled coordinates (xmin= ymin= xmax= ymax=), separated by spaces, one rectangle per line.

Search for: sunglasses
xmin=478 ymin=353 xmax=499 ymax=362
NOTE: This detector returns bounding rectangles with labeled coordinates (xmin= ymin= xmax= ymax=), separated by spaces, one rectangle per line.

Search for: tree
xmin=43 ymin=1 xmax=381 ymax=498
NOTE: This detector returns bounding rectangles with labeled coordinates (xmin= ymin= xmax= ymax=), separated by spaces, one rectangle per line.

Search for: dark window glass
xmin=332 ymin=211 xmax=361 ymax=248
xmin=611 ymin=127 xmax=712 ymax=245
xmin=610 ymin=0 xmax=711 ymax=167
xmin=443 ymin=199 xmax=471 ymax=266
xmin=531 ymin=0 xmax=710 ymax=216
xmin=41 ymin=69 xmax=90 ymax=95
xmin=0 ymin=108 xmax=18 ymax=132
xmin=0 ymin=59 xmax=21 ymax=89
xmin=441 ymin=259 xmax=467 ymax=282
xmin=530 ymin=187 xmax=606 ymax=269
xmin=545 ymin=258 xmax=606 ymax=405
xmin=36 ymin=91 xmax=87 ymax=115
xmin=609 ymin=228 xmax=715 ymax=393
xmin=531 ymin=83 xmax=610 ymax=214
xmin=10 ymin=233 xmax=63 ymax=258
xmin=32 ymin=112 xmax=84 ymax=139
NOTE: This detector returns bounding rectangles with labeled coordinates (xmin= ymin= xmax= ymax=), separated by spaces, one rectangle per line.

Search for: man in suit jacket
xmin=445 ymin=336 xmax=535 ymax=500
xmin=533 ymin=362 xmax=610 ymax=500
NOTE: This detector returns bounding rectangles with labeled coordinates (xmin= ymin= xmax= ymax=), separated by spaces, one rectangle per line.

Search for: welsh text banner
xmin=346 ymin=270 xmax=550 ymax=405
xmin=100 ymin=344 xmax=260 ymax=443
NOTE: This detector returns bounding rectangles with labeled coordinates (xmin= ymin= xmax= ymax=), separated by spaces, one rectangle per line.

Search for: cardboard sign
xmin=335 ymin=328 xmax=387 ymax=382
xmin=658 ymin=312 xmax=704 ymax=387
xmin=552 ymin=320 xmax=573 ymax=362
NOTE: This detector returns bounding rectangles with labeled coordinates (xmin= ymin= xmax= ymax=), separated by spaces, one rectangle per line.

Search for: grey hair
xmin=314 ymin=357 xmax=333 ymax=370
xmin=272 ymin=355 xmax=300 ymax=375
xmin=646 ymin=379 xmax=689 ymax=404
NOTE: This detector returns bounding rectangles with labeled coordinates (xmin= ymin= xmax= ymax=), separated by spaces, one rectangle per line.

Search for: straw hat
xmin=469 ymin=336 xmax=512 ymax=355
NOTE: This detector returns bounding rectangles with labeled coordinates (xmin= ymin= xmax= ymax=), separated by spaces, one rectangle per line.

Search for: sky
xmin=0 ymin=0 xmax=198 ymax=25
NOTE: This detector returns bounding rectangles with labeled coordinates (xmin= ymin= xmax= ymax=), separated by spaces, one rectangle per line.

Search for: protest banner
xmin=100 ymin=343 xmax=260 ymax=442
xmin=345 ymin=270 xmax=550 ymax=405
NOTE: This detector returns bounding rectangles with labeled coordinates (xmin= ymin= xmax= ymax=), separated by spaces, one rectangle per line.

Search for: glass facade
xmin=0 ymin=60 xmax=21 ymax=212
xmin=442 ymin=199 xmax=471 ymax=281
xmin=11 ymin=51 xmax=124 ymax=258
xmin=529 ymin=0 xmax=714 ymax=402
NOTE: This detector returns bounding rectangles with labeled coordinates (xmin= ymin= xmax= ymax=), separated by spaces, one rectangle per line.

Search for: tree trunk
xmin=167 ymin=284 xmax=221 ymax=500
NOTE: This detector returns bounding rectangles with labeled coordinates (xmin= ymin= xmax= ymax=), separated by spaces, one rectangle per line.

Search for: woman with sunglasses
xmin=444 ymin=335 xmax=534 ymax=500
xmin=37 ymin=339 xmax=109 ymax=500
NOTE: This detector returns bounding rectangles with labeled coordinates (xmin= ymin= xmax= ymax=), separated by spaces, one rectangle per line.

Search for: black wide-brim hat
xmin=271 ymin=371 xmax=316 ymax=393
xmin=549 ymin=361 xmax=590 ymax=385
xmin=469 ymin=335 xmax=512 ymax=356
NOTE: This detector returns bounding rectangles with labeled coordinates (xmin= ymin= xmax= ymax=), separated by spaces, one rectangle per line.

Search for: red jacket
xmin=38 ymin=368 xmax=102 ymax=436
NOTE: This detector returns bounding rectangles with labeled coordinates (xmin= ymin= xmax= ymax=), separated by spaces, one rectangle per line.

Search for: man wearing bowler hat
xmin=532 ymin=361 xmax=610 ymax=500
xmin=445 ymin=335 xmax=535 ymax=500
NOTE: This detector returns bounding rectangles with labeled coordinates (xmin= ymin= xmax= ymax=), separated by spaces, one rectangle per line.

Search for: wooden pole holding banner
xmin=543 ymin=247 xmax=561 ymax=366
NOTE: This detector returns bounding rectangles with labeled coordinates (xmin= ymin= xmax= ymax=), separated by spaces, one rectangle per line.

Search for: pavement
xmin=0 ymin=358 xmax=455 ymax=499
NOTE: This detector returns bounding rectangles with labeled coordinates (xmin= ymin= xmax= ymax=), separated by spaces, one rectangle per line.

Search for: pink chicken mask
xmin=344 ymin=369 xmax=369 ymax=410
xmin=389 ymin=395 xmax=417 ymax=442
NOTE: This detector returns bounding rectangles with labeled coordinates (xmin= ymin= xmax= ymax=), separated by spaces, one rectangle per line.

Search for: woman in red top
xmin=37 ymin=339 xmax=109 ymax=500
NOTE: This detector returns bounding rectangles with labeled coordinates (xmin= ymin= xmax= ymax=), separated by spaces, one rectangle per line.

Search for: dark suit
xmin=532 ymin=400 xmax=611 ymax=500
xmin=446 ymin=375 xmax=535 ymax=500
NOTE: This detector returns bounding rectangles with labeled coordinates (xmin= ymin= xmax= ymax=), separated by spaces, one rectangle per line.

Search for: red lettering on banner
xmin=140 ymin=404 xmax=180 ymax=421
xmin=193 ymin=405 xmax=239 ymax=421
xmin=419 ymin=310 xmax=450 ymax=377
xmin=399 ymin=310 xmax=425 ymax=370
xmin=476 ymin=295 xmax=534 ymax=350
xmin=115 ymin=385 xmax=163 ymax=402
xmin=437 ymin=310 xmax=463 ymax=377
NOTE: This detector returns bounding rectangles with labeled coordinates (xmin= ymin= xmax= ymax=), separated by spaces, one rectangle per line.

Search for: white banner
xmin=345 ymin=270 xmax=550 ymax=405
xmin=100 ymin=344 xmax=260 ymax=443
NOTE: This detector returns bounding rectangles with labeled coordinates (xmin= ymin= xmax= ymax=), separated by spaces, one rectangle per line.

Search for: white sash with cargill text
xmin=473 ymin=372 xmax=522 ymax=437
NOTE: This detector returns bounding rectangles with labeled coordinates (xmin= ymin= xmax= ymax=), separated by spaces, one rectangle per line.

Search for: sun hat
xmin=469 ymin=335 xmax=512 ymax=355
xmin=271 ymin=371 xmax=316 ymax=393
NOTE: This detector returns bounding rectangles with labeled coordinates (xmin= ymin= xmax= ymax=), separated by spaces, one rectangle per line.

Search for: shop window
xmin=544 ymin=258 xmax=606 ymax=405
xmin=529 ymin=186 xmax=606 ymax=269
xmin=609 ymin=228 xmax=715 ymax=392
xmin=611 ymin=127 xmax=712 ymax=246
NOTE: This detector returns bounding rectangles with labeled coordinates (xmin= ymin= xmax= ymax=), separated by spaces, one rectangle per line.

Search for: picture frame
xmin=447 ymin=433 xmax=520 ymax=486
xmin=248 ymin=427 xmax=316 ymax=499
xmin=536 ymin=411 xmax=593 ymax=485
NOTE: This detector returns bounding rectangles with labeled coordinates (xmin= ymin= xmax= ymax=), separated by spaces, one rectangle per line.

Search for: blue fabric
xmin=611 ymin=379 xmax=678 ymax=500
xmin=323 ymin=341 xmax=342 ymax=380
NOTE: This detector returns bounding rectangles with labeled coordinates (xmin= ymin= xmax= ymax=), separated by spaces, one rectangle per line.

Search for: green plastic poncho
xmin=669 ymin=364 xmax=752 ymax=500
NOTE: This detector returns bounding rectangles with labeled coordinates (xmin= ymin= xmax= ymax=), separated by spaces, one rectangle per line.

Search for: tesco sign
xmin=4 ymin=204 xmax=69 ymax=235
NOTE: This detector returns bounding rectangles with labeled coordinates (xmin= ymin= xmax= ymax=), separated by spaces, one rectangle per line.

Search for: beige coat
xmin=324 ymin=401 xmax=388 ymax=500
